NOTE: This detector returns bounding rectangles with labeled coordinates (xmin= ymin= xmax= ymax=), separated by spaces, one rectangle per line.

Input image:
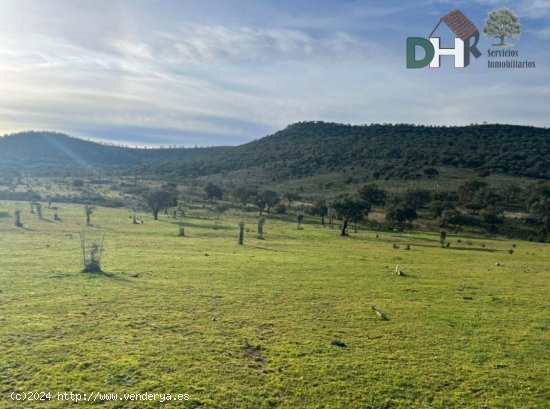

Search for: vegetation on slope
xmin=155 ymin=122 xmax=550 ymax=180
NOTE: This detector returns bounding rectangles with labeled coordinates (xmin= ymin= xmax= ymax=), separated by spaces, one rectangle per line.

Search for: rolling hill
xmin=1 ymin=123 xmax=549 ymax=182
xmin=153 ymin=122 xmax=550 ymax=181
xmin=0 ymin=131 xmax=229 ymax=175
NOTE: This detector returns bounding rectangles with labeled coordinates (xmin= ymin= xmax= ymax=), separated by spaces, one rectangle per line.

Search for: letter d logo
xmin=406 ymin=37 xmax=435 ymax=69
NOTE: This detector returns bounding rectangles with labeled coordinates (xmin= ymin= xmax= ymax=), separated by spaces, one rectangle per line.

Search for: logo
xmin=483 ymin=7 xmax=521 ymax=47
xmin=407 ymin=9 xmax=481 ymax=69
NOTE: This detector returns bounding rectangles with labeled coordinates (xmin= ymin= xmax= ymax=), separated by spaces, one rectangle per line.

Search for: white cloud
xmin=0 ymin=0 xmax=547 ymax=145
xmin=519 ymin=0 xmax=550 ymax=18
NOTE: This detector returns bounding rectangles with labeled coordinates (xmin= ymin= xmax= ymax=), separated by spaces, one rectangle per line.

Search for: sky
xmin=0 ymin=0 xmax=548 ymax=146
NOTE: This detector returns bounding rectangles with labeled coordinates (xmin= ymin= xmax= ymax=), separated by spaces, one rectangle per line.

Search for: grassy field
xmin=0 ymin=201 xmax=548 ymax=408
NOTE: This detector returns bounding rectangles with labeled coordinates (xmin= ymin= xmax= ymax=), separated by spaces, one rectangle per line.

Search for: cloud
xmin=519 ymin=0 xmax=550 ymax=18
xmin=110 ymin=25 xmax=383 ymax=66
xmin=0 ymin=0 xmax=547 ymax=145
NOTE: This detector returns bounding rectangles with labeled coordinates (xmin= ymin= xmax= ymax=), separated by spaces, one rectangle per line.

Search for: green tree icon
xmin=484 ymin=7 xmax=521 ymax=46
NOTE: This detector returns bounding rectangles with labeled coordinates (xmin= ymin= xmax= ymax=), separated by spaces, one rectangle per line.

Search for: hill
xmin=1 ymin=124 xmax=549 ymax=183
xmin=155 ymin=122 xmax=550 ymax=181
xmin=0 ymin=131 xmax=229 ymax=176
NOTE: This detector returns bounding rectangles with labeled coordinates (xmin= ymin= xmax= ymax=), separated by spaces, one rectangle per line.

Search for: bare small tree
xmin=257 ymin=217 xmax=266 ymax=239
xmin=36 ymin=203 xmax=43 ymax=219
xmin=85 ymin=205 xmax=94 ymax=226
xmin=79 ymin=230 xmax=105 ymax=273
xmin=238 ymin=221 xmax=244 ymax=245
xmin=297 ymin=213 xmax=304 ymax=230
xmin=14 ymin=209 xmax=23 ymax=227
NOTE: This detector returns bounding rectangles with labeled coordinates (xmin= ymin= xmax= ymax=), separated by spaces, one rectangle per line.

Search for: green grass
xmin=0 ymin=201 xmax=549 ymax=408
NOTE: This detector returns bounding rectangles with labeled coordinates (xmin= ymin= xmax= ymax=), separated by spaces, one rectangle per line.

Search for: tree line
xmin=140 ymin=179 xmax=550 ymax=241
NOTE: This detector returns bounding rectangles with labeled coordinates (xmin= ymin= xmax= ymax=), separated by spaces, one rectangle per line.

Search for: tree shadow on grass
xmin=155 ymin=219 xmax=234 ymax=231
xmin=246 ymin=245 xmax=287 ymax=252
xmin=410 ymin=242 xmax=500 ymax=253
xmin=82 ymin=270 xmax=131 ymax=282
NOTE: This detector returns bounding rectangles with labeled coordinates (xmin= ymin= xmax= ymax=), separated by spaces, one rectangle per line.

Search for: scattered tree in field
xmin=79 ymin=230 xmax=105 ymax=273
xmin=428 ymin=201 xmax=446 ymax=219
xmin=440 ymin=209 xmax=464 ymax=233
xmin=238 ymin=221 xmax=244 ymax=245
xmin=205 ymin=182 xmax=223 ymax=203
xmin=423 ymin=167 xmax=439 ymax=178
xmin=403 ymin=189 xmax=431 ymax=210
xmin=14 ymin=209 xmax=23 ymax=227
xmin=257 ymin=217 xmax=266 ymax=239
xmin=475 ymin=188 xmax=503 ymax=211
xmin=85 ymin=205 xmax=94 ymax=226
xmin=54 ymin=212 xmax=60 ymax=221
xmin=385 ymin=199 xmax=417 ymax=230
xmin=499 ymin=183 xmax=522 ymax=206
xmin=331 ymin=196 xmax=369 ymax=236
xmin=283 ymin=192 xmax=301 ymax=207
xmin=484 ymin=7 xmax=521 ymax=46
xmin=274 ymin=203 xmax=287 ymax=214
xmin=233 ymin=187 xmax=256 ymax=208
xmin=458 ymin=180 xmax=488 ymax=204
xmin=253 ymin=190 xmax=280 ymax=215
xmin=481 ymin=210 xmax=504 ymax=233
xmin=309 ymin=200 xmax=328 ymax=225
xmin=143 ymin=189 xmax=175 ymax=220
xmin=296 ymin=213 xmax=304 ymax=230
xmin=358 ymin=185 xmax=387 ymax=207
xmin=215 ymin=203 xmax=231 ymax=220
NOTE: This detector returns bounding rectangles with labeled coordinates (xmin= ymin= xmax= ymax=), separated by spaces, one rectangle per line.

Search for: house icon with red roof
xmin=407 ymin=9 xmax=482 ymax=69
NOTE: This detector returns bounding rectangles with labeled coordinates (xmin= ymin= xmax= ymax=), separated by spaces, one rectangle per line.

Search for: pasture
xmin=0 ymin=201 xmax=548 ymax=408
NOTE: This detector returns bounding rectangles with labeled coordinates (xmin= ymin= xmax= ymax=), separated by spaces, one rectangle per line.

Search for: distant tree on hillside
xmin=458 ymin=180 xmax=488 ymax=205
xmin=481 ymin=210 xmax=504 ymax=233
xmin=205 ymin=182 xmax=223 ymax=203
xmin=386 ymin=199 xmax=417 ymax=230
xmin=253 ymin=190 xmax=280 ymax=215
xmin=309 ymin=200 xmax=328 ymax=225
xmin=283 ymin=192 xmax=301 ymax=207
xmin=215 ymin=202 xmax=231 ymax=220
xmin=143 ymin=189 xmax=176 ymax=220
xmin=527 ymin=181 xmax=550 ymax=235
xmin=233 ymin=187 xmax=257 ymax=208
xmin=403 ymin=189 xmax=431 ymax=210
xmin=440 ymin=209 xmax=464 ymax=233
xmin=499 ymin=183 xmax=523 ymax=206
xmin=423 ymin=167 xmax=439 ymax=178
xmin=358 ymin=185 xmax=387 ymax=207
